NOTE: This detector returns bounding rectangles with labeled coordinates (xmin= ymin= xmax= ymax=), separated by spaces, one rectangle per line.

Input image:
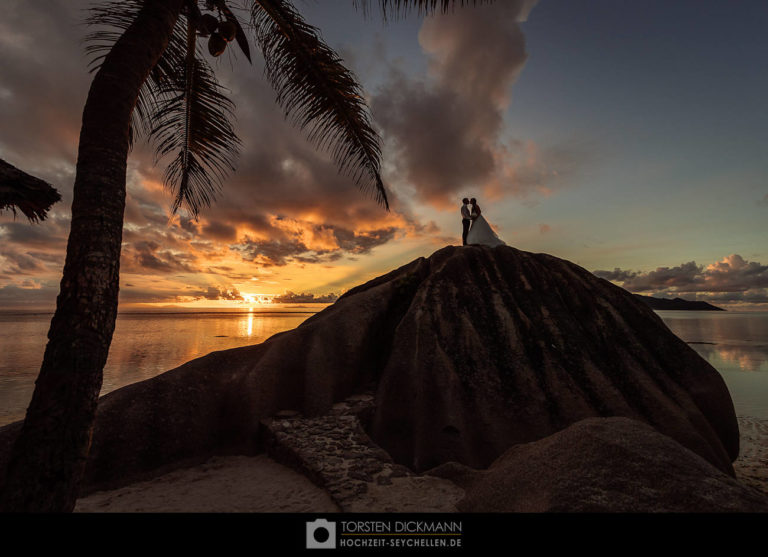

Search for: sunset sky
xmin=1 ymin=0 xmax=767 ymax=310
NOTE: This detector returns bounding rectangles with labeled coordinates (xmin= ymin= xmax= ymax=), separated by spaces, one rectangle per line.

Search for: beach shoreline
xmin=733 ymin=416 xmax=768 ymax=497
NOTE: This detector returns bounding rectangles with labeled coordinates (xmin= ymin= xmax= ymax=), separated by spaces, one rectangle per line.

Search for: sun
xmin=241 ymin=293 xmax=275 ymax=306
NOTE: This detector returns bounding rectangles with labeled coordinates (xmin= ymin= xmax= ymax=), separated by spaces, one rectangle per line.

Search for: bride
xmin=466 ymin=198 xmax=506 ymax=247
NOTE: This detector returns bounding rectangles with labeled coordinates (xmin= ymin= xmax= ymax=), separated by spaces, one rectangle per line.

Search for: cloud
xmin=128 ymin=240 xmax=198 ymax=274
xmin=593 ymin=254 xmax=768 ymax=304
xmin=190 ymin=286 xmax=244 ymax=301
xmin=758 ymin=193 xmax=768 ymax=206
xmin=0 ymin=0 xmax=423 ymax=306
xmin=0 ymin=218 xmax=67 ymax=277
xmin=232 ymin=222 xmax=398 ymax=266
xmin=272 ymin=291 xmax=338 ymax=304
xmin=0 ymin=1 xmax=554 ymax=308
xmin=620 ymin=261 xmax=704 ymax=292
xmin=593 ymin=268 xmax=639 ymax=282
xmin=233 ymin=237 xmax=310 ymax=267
xmin=331 ymin=226 xmax=398 ymax=254
xmin=371 ymin=1 xmax=571 ymax=209
xmin=0 ymin=1 xmax=87 ymax=191
xmin=201 ymin=221 xmax=237 ymax=241
xmin=539 ymin=223 xmax=551 ymax=235
xmin=0 ymin=219 xmax=68 ymax=249
xmin=0 ymin=283 xmax=60 ymax=308
xmin=0 ymin=247 xmax=47 ymax=275
xmin=703 ymin=254 xmax=768 ymax=291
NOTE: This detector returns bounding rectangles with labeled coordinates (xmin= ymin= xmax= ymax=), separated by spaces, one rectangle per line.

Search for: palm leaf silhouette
xmin=83 ymin=0 xmax=498 ymax=215
xmin=355 ymin=0 xmax=495 ymax=19
xmin=86 ymin=0 xmax=393 ymax=213
xmin=151 ymin=16 xmax=240 ymax=215
xmin=252 ymin=0 xmax=388 ymax=209
xmin=0 ymin=158 xmax=61 ymax=223
xmin=86 ymin=0 xmax=240 ymax=216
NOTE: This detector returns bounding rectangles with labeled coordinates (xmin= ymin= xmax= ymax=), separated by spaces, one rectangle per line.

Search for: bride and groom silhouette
xmin=461 ymin=197 xmax=505 ymax=247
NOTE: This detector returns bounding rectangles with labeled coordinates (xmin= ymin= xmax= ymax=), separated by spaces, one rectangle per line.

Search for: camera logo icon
xmin=306 ymin=519 xmax=336 ymax=549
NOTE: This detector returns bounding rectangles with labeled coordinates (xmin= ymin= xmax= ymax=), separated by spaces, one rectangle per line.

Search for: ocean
xmin=0 ymin=309 xmax=318 ymax=426
xmin=1 ymin=309 xmax=767 ymax=426
xmin=657 ymin=311 xmax=768 ymax=420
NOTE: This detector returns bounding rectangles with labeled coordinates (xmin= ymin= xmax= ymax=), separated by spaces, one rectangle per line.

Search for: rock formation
xmin=260 ymin=393 xmax=464 ymax=512
xmin=369 ymin=246 xmax=738 ymax=474
xmin=0 ymin=245 xmax=740 ymax=495
xmin=428 ymin=417 xmax=768 ymax=512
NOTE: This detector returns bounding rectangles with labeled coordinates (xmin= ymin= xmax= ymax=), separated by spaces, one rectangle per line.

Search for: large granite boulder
xmin=369 ymin=246 xmax=738 ymax=474
xmin=0 ymin=246 xmax=740 ymax=494
xmin=428 ymin=417 xmax=768 ymax=512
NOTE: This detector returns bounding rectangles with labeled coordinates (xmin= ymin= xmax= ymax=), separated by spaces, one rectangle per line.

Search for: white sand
xmin=734 ymin=416 xmax=768 ymax=497
xmin=75 ymin=455 xmax=339 ymax=513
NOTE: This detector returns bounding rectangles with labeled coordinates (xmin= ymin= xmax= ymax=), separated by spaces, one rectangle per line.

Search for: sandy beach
xmin=75 ymin=455 xmax=340 ymax=513
xmin=733 ymin=417 xmax=768 ymax=497
xmin=74 ymin=416 xmax=768 ymax=512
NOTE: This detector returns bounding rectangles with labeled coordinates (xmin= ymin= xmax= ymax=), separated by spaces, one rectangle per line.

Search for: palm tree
xmin=0 ymin=158 xmax=61 ymax=222
xmin=0 ymin=0 xmax=494 ymax=512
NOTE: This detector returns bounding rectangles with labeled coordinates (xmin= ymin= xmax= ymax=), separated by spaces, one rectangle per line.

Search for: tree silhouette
xmin=0 ymin=0 xmax=495 ymax=511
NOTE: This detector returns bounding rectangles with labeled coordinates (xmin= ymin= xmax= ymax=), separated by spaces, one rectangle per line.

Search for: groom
xmin=461 ymin=198 xmax=472 ymax=245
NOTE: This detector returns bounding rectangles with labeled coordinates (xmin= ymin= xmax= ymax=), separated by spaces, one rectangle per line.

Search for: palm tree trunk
xmin=0 ymin=0 xmax=184 ymax=512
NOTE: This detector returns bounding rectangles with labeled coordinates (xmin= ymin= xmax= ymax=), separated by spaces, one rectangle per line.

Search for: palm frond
xmin=85 ymin=0 xmax=240 ymax=216
xmin=150 ymin=19 xmax=241 ymax=216
xmin=252 ymin=0 xmax=389 ymax=209
xmin=0 ymin=158 xmax=62 ymax=223
xmin=354 ymin=0 xmax=496 ymax=20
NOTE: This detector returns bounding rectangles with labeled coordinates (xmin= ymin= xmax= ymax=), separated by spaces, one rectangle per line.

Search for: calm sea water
xmin=1 ymin=309 xmax=767 ymax=426
xmin=657 ymin=311 xmax=768 ymax=420
xmin=0 ymin=310 xmax=318 ymax=426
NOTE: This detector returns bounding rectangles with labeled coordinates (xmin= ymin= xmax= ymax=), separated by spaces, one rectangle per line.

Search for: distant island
xmin=634 ymin=294 xmax=725 ymax=311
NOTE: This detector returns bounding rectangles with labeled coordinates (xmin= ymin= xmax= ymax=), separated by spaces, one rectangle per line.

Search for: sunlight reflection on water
xmin=0 ymin=310 xmax=317 ymax=425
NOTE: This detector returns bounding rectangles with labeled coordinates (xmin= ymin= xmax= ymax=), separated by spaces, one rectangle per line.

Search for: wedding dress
xmin=466 ymin=213 xmax=506 ymax=247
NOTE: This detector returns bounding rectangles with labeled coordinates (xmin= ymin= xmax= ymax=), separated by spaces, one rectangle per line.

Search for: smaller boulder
xmin=427 ymin=418 xmax=768 ymax=512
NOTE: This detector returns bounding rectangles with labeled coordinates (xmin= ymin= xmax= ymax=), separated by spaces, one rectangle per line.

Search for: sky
xmin=0 ymin=0 xmax=767 ymax=311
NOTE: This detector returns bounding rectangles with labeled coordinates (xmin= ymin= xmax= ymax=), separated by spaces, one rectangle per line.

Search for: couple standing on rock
xmin=461 ymin=198 xmax=506 ymax=247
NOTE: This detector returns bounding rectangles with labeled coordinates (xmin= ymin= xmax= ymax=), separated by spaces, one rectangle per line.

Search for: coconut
xmin=200 ymin=14 xmax=219 ymax=35
xmin=218 ymin=20 xmax=237 ymax=42
xmin=208 ymin=33 xmax=227 ymax=57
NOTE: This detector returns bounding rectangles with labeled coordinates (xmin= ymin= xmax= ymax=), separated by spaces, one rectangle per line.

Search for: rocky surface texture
xmin=0 ymin=245 xmax=741 ymax=495
xmin=260 ymin=392 xmax=463 ymax=512
xmin=367 ymin=247 xmax=738 ymax=475
xmin=428 ymin=417 xmax=768 ymax=512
